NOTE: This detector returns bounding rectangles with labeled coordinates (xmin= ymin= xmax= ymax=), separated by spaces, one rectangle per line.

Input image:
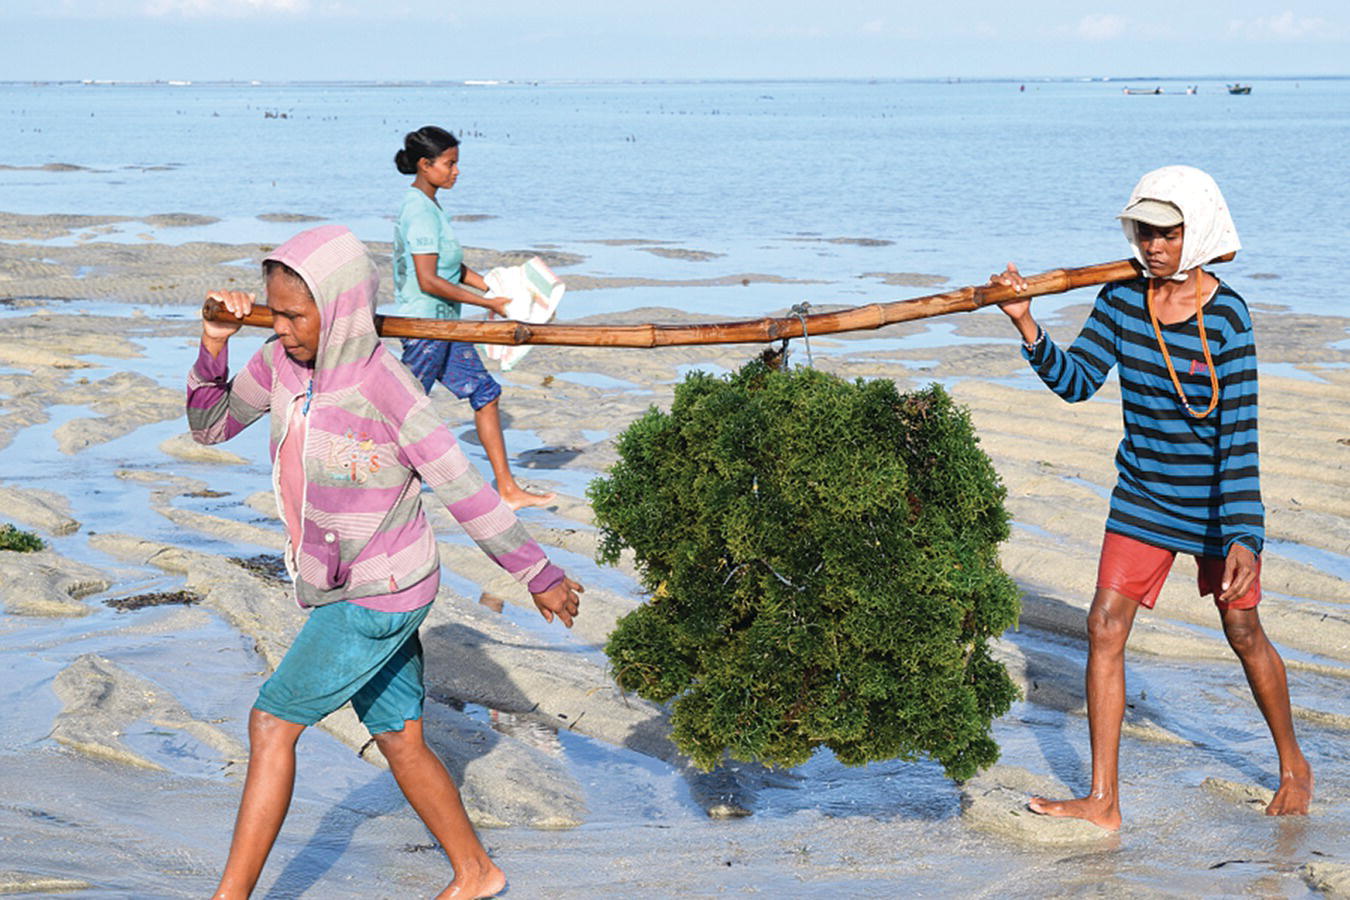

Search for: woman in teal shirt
xmin=393 ymin=125 xmax=554 ymax=510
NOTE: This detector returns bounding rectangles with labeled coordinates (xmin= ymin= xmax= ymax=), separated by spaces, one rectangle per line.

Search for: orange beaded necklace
xmin=1146 ymin=273 xmax=1220 ymax=419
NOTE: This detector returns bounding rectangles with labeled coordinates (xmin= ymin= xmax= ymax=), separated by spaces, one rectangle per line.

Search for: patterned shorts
xmin=400 ymin=338 xmax=502 ymax=411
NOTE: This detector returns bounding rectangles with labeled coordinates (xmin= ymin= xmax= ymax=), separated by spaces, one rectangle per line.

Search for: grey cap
xmin=1118 ymin=198 xmax=1183 ymax=227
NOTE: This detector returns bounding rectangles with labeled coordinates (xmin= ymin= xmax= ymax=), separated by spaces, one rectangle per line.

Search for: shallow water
xmin=1 ymin=311 xmax=1347 ymax=895
xmin=3 ymin=78 xmax=1350 ymax=320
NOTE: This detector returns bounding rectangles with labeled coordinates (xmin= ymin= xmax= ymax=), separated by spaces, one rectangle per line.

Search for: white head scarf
xmin=1120 ymin=165 xmax=1241 ymax=282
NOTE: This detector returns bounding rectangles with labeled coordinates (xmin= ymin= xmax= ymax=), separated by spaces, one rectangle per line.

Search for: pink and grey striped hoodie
xmin=186 ymin=225 xmax=564 ymax=609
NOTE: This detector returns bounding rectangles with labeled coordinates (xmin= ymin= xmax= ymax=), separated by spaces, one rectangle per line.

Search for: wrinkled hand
xmin=532 ymin=576 xmax=584 ymax=628
xmin=1219 ymin=542 xmax=1258 ymax=604
xmin=203 ymin=289 xmax=256 ymax=343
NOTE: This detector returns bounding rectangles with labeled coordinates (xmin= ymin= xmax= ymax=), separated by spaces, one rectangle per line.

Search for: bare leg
xmin=1220 ymin=605 xmax=1313 ymax=816
xmin=473 ymin=398 xmax=555 ymax=510
xmin=1027 ymin=588 xmax=1140 ymax=830
xmin=213 ymin=708 xmax=307 ymax=899
xmin=374 ymin=718 xmax=506 ymax=899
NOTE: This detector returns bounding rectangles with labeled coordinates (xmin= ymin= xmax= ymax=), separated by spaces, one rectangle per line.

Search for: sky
xmin=1 ymin=1 xmax=1347 ymax=82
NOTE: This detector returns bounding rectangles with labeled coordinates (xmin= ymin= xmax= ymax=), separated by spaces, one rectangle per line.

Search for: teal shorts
xmin=255 ymin=601 xmax=431 ymax=735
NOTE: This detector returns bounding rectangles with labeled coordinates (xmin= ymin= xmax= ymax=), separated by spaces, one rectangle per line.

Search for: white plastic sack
xmin=480 ymin=256 xmax=566 ymax=371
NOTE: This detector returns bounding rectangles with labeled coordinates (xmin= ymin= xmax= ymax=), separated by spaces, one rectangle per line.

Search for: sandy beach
xmin=1 ymin=211 xmax=1349 ymax=896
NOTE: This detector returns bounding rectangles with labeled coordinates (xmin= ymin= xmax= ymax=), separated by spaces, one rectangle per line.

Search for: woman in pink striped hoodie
xmin=189 ymin=225 xmax=580 ymax=899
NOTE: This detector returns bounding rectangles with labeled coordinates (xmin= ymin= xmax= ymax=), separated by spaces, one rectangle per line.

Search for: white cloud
xmin=861 ymin=18 xmax=884 ymax=35
xmin=1075 ymin=13 xmax=1127 ymax=41
xmin=1226 ymin=11 xmax=1341 ymax=41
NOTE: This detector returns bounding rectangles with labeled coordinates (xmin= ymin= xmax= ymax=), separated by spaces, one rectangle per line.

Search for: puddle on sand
xmin=554 ymin=371 xmax=645 ymax=391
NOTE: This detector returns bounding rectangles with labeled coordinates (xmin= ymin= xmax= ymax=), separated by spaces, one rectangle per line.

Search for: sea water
xmin=2 ymin=77 xmax=1349 ymax=318
xmin=2 ymin=80 xmax=1350 ymax=895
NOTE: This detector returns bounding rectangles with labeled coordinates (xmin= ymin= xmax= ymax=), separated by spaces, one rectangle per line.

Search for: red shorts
xmin=1096 ymin=531 xmax=1261 ymax=612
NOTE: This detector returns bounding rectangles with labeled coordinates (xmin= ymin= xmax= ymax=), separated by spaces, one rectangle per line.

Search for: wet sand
xmin=1 ymin=215 xmax=1349 ymax=895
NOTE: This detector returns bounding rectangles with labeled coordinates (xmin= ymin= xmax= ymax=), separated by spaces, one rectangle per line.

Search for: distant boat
xmin=1227 ymin=83 xmax=1252 ymax=95
xmin=1122 ymin=87 xmax=1163 ymax=95
xmin=1185 ymin=85 xmax=1198 ymax=95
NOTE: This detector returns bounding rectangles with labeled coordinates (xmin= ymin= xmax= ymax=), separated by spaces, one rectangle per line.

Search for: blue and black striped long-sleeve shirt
xmin=1022 ymin=278 xmax=1263 ymax=558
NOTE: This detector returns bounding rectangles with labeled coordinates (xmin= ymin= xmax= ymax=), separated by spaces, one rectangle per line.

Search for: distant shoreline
xmin=3 ymin=74 xmax=1348 ymax=88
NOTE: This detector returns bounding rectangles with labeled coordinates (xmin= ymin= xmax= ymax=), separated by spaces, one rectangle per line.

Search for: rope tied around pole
xmin=790 ymin=301 xmax=814 ymax=368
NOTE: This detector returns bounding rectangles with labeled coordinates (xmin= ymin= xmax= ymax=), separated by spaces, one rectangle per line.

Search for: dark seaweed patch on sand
xmin=105 ymin=589 xmax=201 ymax=611
xmin=230 ymin=553 xmax=289 ymax=585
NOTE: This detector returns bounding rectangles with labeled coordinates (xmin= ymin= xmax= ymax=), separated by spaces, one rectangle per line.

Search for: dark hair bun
xmin=396 ymin=126 xmax=459 ymax=177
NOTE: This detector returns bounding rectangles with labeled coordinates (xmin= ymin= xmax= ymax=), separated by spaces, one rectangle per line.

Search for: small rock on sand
xmin=158 ymin=432 xmax=248 ymax=465
xmin=960 ymin=765 xmax=1114 ymax=846
xmin=1303 ymin=861 xmax=1350 ymax=897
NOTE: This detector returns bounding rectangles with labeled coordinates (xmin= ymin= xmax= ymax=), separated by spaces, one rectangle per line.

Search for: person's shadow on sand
xmin=262 ymin=766 xmax=410 ymax=899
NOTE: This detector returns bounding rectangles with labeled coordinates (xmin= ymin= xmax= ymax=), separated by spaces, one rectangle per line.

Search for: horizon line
xmin=3 ymin=73 xmax=1348 ymax=86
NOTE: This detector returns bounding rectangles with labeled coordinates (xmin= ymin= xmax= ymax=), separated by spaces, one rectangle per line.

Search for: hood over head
xmin=263 ymin=225 xmax=381 ymax=389
xmin=1119 ymin=165 xmax=1241 ymax=282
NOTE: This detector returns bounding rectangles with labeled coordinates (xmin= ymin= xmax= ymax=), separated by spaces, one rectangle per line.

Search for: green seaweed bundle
xmin=589 ymin=361 xmax=1020 ymax=781
xmin=0 ymin=523 xmax=45 ymax=553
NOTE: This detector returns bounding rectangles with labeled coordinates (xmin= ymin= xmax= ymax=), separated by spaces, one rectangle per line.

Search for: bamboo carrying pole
xmin=201 ymin=254 xmax=1234 ymax=348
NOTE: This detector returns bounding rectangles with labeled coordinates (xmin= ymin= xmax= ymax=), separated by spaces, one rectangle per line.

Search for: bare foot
xmin=499 ymin=484 xmax=557 ymax=511
xmin=1266 ymin=763 xmax=1313 ymax=816
xmin=1026 ymin=794 xmax=1121 ymax=831
xmin=436 ymin=860 xmax=506 ymax=899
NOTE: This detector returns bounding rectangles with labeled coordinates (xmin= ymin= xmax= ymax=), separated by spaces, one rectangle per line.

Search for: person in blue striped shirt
xmin=990 ymin=166 xmax=1312 ymax=830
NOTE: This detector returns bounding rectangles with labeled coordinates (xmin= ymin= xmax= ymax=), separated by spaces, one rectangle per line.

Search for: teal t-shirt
xmin=393 ymin=188 xmax=465 ymax=319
